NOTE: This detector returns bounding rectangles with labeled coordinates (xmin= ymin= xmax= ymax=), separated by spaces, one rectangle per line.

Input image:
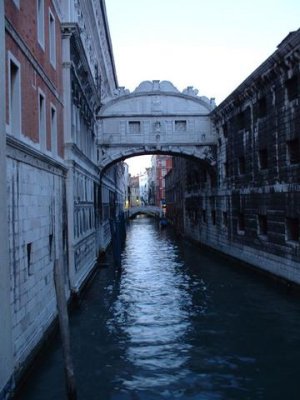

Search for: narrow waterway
xmin=17 ymin=216 xmax=300 ymax=400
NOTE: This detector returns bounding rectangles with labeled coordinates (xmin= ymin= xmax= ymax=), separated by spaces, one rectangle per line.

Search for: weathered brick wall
xmin=5 ymin=0 xmax=64 ymax=157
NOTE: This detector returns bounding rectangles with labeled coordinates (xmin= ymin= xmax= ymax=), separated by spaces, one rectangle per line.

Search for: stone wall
xmin=6 ymin=145 xmax=66 ymax=371
xmin=167 ymin=29 xmax=300 ymax=285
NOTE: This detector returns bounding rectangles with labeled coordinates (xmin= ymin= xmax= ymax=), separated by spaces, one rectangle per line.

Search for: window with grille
xmin=129 ymin=121 xmax=141 ymax=134
xmin=175 ymin=120 xmax=187 ymax=132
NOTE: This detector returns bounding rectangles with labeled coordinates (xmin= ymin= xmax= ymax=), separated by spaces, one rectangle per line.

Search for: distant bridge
xmin=128 ymin=206 xmax=163 ymax=218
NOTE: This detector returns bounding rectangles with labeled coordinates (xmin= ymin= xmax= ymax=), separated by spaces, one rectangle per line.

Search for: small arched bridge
xmin=128 ymin=206 xmax=162 ymax=218
xmin=97 ymin=80 xmax=217 ymax=171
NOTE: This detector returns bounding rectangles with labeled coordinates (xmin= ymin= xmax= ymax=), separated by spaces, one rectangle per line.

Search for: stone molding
xmin=6 ymin=135 xmax=67 ymax=177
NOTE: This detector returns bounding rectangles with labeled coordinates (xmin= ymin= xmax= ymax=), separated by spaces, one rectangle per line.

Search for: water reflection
xmin=108 ymin=217 xmax=193 ymax=391
xmin=15 ymin=215 xmax=300 ymax=400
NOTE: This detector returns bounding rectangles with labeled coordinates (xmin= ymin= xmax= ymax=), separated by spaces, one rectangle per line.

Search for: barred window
xmin=175 ymin=120 xmax=187 ymax=132
xmin=129 ymin=121 xmax=141 ymax=134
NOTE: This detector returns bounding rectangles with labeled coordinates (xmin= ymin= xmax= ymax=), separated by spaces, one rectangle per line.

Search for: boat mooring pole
xmin=54 ymin=258 xmax=77 ymax=400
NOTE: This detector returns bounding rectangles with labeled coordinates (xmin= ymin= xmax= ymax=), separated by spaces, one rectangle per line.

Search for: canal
xmin=16 ymin=216 xmax=300 ymax=400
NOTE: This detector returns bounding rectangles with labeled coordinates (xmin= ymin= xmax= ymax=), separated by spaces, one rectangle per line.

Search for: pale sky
xmin=105 ymin=0 xmax=300 ymax=175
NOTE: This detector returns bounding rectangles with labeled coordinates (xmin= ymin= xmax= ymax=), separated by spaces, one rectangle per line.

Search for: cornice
xmin=6 ymin=135 xmax=67 ymax=176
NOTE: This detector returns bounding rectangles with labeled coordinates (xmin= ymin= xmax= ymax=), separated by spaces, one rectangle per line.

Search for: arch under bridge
xmin=97 ymin=80 xmax=217 ymax=171
xmin=128 ymin=206 xmax=163 ymax=218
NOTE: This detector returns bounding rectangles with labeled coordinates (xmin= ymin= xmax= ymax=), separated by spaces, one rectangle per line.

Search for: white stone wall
xmin=0 ymin=1 xmax=13 ymax=395
xmin=6 ymin=155 xmax=65 ymax=367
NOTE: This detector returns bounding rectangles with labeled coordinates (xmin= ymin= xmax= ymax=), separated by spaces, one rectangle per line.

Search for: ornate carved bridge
xmin=96 ymin=80 xmax=217 ymax=170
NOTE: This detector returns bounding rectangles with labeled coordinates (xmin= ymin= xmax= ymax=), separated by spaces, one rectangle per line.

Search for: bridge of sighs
xmin=96 ymin=80 xmax=217 ymax=170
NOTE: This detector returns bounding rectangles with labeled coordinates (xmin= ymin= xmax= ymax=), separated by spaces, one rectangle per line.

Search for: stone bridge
xmin=128 ymin=206 xmax=163 ymax=218
xmin=97 ymin=80 xmax=217 ymax=170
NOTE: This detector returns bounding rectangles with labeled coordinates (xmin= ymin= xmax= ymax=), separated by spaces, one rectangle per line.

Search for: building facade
xmin=166 ymin=29 xmax=300 ymax=285
xmin=129 ymin=175 xmax=140 ymax=207
xmin=1 ymin=1 xmax=125 ymax=397
xmin=151 ymin=155 xmax=173 ymax=207
xmin=4 ymin=0 xmax=66 ymax=391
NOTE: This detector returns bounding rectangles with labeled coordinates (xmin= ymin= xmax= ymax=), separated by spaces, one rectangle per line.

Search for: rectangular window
xmin=27 ymin=242 xmax=33 ymax=275
xmin=286 ymin=138 xmax=300 ymax=165
xmin=50 ymin=104 xmax=57 ymax=155
xmin=223 ymin=211 xmax=228 ymax=228
xmin=223 ymin=122 xmax=228 ymax=138
xmin=8 ymin=53 xmax=21 ymax=136
xmin=211 ymin=210 xmax=216 ymax=225
xmin=258 ymin=214 xmax=268 ymax=237
xmin=238 ymin=213 xmax=245 ymax=234
xmin=258 ymin=96 xmax=267 ymax=118
xmin=37 ymin=0 xmax=45 ymax=48
xmin=286 ymin=75 xmax=298 ymax=101
xmin=49 ymin=9 xmax=56 ymax=67
xmin=237 ymin=111 xmax=245 ymax=130
xmin=38 ymin=90 xmax=46 ymax=150
xmin=202 ymin=210 xmax=207 ymax=223
xmin=259 ymin=148 xmax=268 ymax=170
xmin=175 ymin=120 xmax=187 ymax=132
xmin=129 ymin=121 xmax=141 ymax=134
xmin=238 ymin=156 xmax=246 ymax=175
xmin=223 ymin=162 xmax=229 ymax=177
xmin=286 ymin=217 xmax=299 ymax=242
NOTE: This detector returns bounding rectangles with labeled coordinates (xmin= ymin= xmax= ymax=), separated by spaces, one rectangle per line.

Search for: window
xmin=37 ymin=0 xmax=45 ymax=48
xmin=259 ymin=148 xmax=268 ymax=170
xmin=8 ymin=53 xmax=21 ymax=136
xmin=237 ymin=213 xmax=245 ymax=234
xmin=286 ymin=139 xmax=300 ymax=165
xmin=38 ymin=89 xmax=46 ymax=150
xmin=175 ymin=120 xmax=187 ymax=132
xmin=223 ymin=211 xmax=228 ymax=228
xmin=237 ymin=111 xmax=245 ymax=130
xmin=202 ymin=210 xmax=207 ymax=223
xmin=27 ymin=242 xmax=33 ymax=275
xmin=49 ymin=234 xmax=53 ymax=261
xmin=129 ymin=121 xmax=140 ymax=134
xmin=286 ymin=75 xmax=298 ymax=101
xmin=258 ymin=96 xmax=267 ymax=118
xmin=49 ymin=9 xmax=56 ymax=67
xmin=223 ymin=162 xmax=229 ymax=178
xmin=50 ymin=104 xmax=57 ymax=155
xmin=223 ymin=122 xmax=228 ymax=138
xmin=211 ymin=210 xmax=216 ymax=225
xmin=238 ymin=156 xmax=246 ymax=175
xmin=258 ymin=214 xmax=268 ymax=237
xmin=286 ymin=217 xmax=299 ymax=242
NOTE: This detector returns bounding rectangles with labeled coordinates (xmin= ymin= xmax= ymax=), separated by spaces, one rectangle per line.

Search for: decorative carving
xmin=151 ymin=96 xmax=162 ymax=112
